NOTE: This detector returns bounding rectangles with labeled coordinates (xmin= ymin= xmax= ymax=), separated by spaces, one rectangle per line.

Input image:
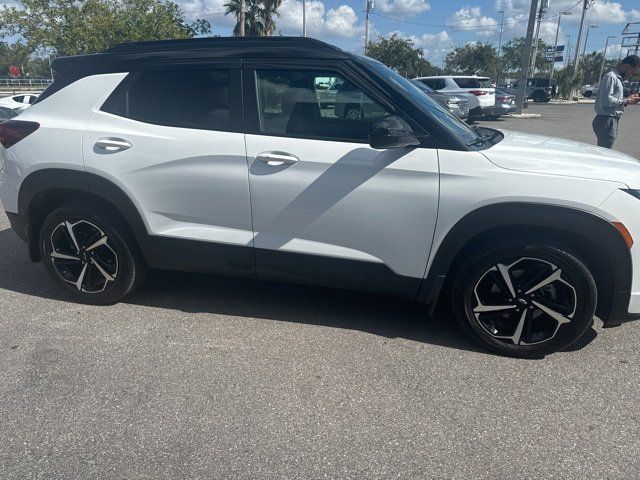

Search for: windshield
xmin=364 ymin=60 xmax=480 ymax=147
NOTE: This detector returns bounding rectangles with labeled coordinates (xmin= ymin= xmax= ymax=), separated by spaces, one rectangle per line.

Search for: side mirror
xmin=369 ymin=115 xmax=421 ymax=149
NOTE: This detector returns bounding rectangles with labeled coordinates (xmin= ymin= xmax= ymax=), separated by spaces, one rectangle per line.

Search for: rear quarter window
xmin=101 ymin=68 xmax=233 ymax=131
xmin=453 ymin=78 xmax=492 ymax=89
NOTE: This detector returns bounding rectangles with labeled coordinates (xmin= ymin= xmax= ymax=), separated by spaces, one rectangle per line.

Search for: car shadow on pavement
xmin=0 ymin=227 xmax=485 ymax=354
xmin=0 ymin=227 xmax=597 ymax=355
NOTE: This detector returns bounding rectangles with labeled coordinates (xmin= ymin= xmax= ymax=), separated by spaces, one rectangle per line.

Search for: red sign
xmin=8 ymin=65 xmax=20 ymax=77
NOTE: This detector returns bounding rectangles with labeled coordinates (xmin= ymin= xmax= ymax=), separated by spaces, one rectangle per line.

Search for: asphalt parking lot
xmin=1 ymin=103 xmax=639 ymax=479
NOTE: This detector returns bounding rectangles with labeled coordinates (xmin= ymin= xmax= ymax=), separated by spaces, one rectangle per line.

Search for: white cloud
xmin=605 ymin=42 xmax=623 ymax=59
xmin=178 ymin=0 xmax=363 ymax=37
xmin=378 ymin=0 xmax=431 ymax=15
xmin=449 ymin=7 xmax=499 ymax=38
xmin=583 ymin=1 xmax=631 ymax=24
xmin=276 ymin=1 xmax=364 ymax=38
xmin=179 ymin=0 xmax=235 ymax=28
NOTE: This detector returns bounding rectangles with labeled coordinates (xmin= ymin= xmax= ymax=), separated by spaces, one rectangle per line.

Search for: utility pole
xmin=364 ymin=0 xmax=373 ymax=54
xmin=516 ymin=0 xmax=539 ymax=114
xmin=573 ymin=0 xmax=591 ymax=76
xmin=496 ymin=10 xmax=505 ymax=85
xmin=302 ymin=0 xmax=306 ymax=36
xmin=239 ymin=0 xmax=245 ymax=36
xmin=565 ymin=35 xmax=571 ymax=67
xmin=530 ymin=0 xmax=548 ymax=75
xmin=550 ymin=11 xmax=572 ymax=80
xmin=598 ymin=35 xmax=617 ymax=83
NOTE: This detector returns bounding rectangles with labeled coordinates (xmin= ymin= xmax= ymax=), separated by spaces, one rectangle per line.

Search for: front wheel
xmin=39 ymin=203 xmax=145 ymax=305
xmin=452 ymin=242 xmax=597 ymax=357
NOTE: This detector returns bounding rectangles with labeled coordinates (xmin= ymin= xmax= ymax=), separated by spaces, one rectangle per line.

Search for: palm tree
xmin=262 ymin=0 xmax=282 ymax=36
xmin=224 ymin=0 xmax=267 ymax=37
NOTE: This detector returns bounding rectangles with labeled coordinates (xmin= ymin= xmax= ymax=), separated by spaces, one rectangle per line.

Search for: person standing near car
xmin=592 ymin=55 xmax=640 ymax=149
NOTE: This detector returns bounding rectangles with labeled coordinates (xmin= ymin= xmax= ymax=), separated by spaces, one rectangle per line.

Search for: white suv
xmin=1 ymin=37 xmax=639 ymax=357
xmin=414 ymin=76 xmax=495 ymax=119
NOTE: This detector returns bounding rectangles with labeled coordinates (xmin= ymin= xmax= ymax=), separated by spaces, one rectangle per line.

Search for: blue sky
xmin=180 ymin=0 xmax=640 ymax=65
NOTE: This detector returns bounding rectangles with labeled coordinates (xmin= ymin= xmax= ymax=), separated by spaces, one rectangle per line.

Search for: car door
xmin=83 ymin=63 xmax=254 ymax=274
xmin=243 ymin=62 xmax=440 ymax=297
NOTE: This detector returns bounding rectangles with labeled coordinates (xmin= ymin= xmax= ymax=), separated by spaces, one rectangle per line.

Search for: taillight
xmin=0 ymin=120 xmax=39 ymax=149
xmin=469 ymin=90 xmax=489 ymax=96
xmin=497 ymin=96 xmax=508 ymax=101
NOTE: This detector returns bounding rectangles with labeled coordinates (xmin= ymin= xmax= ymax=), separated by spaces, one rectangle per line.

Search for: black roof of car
xmin=51 ymin=37 xmax=352 ymax=75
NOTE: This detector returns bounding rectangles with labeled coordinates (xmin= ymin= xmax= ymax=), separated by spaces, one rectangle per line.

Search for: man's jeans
xmin=592 ymin=115 xmax=619 ymax=149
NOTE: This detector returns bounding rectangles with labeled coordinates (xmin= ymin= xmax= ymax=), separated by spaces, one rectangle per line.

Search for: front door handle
xmin=94 ymin=138 xmax=132 ymax=153
xmin=256 ymin=152 xmax=299 ymax=167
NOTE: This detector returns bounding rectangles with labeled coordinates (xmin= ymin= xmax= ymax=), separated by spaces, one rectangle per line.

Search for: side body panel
xmin=246 ymin=134 xmax=440 ymax=285
xmin=81 ymin=72 xmax=253 ymax=249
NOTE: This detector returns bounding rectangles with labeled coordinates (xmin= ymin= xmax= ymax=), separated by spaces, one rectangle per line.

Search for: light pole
xmin=598 ymin=35 xmax=617 ymax=83
xmin=582 ymin=25 xmax=598 ymax=58
xmin=550 ymin=11 xmax=572 ymax=79
xmin=496 ymin=10 xmax=505 ymax=85
xmin=302 ymin=0 xmax=306 ymax=36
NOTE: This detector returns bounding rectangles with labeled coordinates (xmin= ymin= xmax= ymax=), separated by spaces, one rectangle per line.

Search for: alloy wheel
xmin=472 ymin=257 xmax=577 ymax=346
xmin=48 ymin=220 xmax=119 ymax=293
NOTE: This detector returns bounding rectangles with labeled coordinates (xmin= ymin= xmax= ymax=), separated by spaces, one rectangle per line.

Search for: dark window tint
xmin=420 ymin=78 xmax=446 ymax=90
xmin=255 ymin=69 xmax=391 ymax=142
xmin=453 ymin=78 xmax=492 ymax=89
xmin=102 ymin=69 xmax=231 ymax=131
xmin=12 ymin=95 xmax=24 ymax=103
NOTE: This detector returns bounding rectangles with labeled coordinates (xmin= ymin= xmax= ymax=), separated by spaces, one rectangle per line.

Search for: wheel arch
xmin=18 ymin=168 xmax=148 ymax=262
xmin=419 ymin=203 xmax=632 ymax=324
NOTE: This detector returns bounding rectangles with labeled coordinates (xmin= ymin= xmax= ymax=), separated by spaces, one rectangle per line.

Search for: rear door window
xmin=102 ymin=68 xmax=233 ymax=131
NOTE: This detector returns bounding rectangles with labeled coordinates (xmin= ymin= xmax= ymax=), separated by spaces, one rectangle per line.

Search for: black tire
xmin=39 ymin=202 xmax=145 ymax=305
xmin=452 ymin=241 xmax=597 ymax=358
xmin=583 ymin=90 xmax=593 ymax=98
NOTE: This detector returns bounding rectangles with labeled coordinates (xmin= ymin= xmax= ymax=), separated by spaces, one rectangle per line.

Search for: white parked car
xmin=1 ymin=37 xmax=639 ymax=357
xmin=0 ymin=93 xmax=39 ymax=110
xmin=414 ymin=75 xmax=495 ymax=119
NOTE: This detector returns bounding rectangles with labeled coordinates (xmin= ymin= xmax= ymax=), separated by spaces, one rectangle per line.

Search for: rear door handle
xmin=94 ymin=138 xmax=132 ymax=153
xmin=256 ymin=152 xmax=299 ymax=167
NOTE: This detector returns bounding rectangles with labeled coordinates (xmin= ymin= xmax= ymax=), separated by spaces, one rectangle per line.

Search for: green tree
xmin=445 ymin=42 xmax=499 ymax=77
xmin=580 ymin=51 xmax=617 ymax=85
xmin=0 ymin=0 xmax=211 ymax=56
xmin=555 ymin=66 xmax=581 ymax=99
xmin=366 ymin=34 xmax=440 ymax=78
xmin=501 ymin=37 xmax=551 ymax=77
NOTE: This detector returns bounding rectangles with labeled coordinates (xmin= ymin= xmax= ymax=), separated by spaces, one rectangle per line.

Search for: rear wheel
xmin=344 ymin=104 xmax=362 ymax=120
xmin=452 ymin=241 xmax=597 ymax=357
xmin=39 ymin=203 xmax=145 ymax=304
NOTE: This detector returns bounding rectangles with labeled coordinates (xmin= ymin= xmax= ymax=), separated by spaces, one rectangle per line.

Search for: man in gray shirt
xmin=592 ymin=55 xmax=640 ymax=148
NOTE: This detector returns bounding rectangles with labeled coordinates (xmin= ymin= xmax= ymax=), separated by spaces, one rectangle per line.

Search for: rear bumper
xmin=468 ymin=105 xmax=494 ymax=118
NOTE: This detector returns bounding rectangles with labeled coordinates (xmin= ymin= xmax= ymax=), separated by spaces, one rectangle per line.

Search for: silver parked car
xmin=410 ymin=80 xmax=470 ymax=120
